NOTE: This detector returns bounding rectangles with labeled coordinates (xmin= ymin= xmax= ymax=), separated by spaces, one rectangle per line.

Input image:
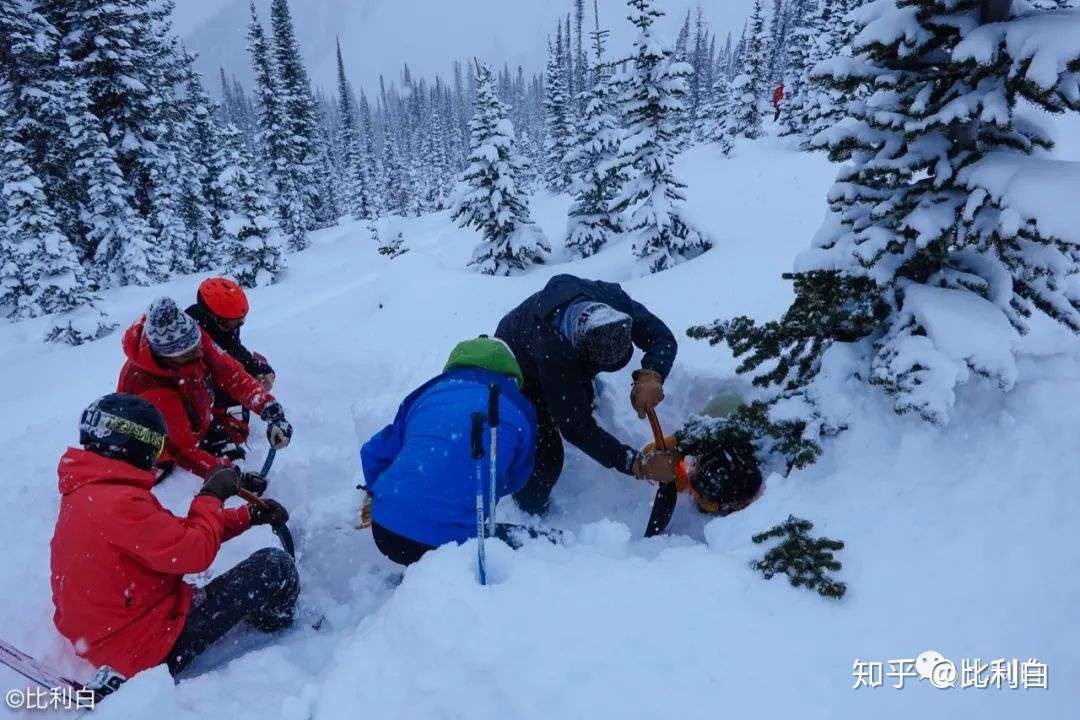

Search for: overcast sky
xmin=178 ymin=0 xmax=759 ymax=97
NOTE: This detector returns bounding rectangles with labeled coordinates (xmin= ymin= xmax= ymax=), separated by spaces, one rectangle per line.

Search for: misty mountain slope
xmin=184 ymin=0 xmax=758 ymax=95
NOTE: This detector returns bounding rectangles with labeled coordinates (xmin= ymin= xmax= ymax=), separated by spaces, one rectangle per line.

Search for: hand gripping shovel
xmin=643 ymin=409 xmax=678 ymax=538
xmin=238 ymin=448 xmax=295 ymax=557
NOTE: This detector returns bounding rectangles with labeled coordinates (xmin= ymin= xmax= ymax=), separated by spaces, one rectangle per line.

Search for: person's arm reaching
xmin=143 ymin=389 xmax=230 ymax=478
xmin=109 ymin=495 xmax=229 ymax=575
xmin=540 ymin=363 xmax=637 ymax=475
xmin=360 ymin=401 xmax=409 ymax=492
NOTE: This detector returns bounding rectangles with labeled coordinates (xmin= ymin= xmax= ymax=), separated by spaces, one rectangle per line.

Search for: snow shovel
xmin=643 ymin=409 xmax=678 ymax=538
xmin=238 ymin=448 xmax=296 ymax=558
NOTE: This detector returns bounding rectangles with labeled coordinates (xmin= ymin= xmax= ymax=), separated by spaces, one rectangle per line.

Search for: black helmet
xmin=79 ymin=393 xmax=167 ymax=470
xmin=690 ymin=430 xmax=762 ymax=513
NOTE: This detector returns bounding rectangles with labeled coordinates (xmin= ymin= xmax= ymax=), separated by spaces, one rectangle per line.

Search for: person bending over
xmin=360 ymin=337 xmax=538 ymax=566
xmin=495 ymin=274 xmax=680 ymax=515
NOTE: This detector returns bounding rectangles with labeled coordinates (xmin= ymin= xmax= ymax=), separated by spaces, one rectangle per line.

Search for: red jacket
xmin=117 ymin=318 xmax=274 ymax=478
xmin=772 ymin=84 xmax=785 ymax=109
xmin=50 ymin=448 xmax=251 ymax=677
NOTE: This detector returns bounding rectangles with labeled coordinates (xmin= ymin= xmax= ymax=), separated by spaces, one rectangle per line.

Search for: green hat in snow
xmin=444 ymin=336 xmax=524 ymax=388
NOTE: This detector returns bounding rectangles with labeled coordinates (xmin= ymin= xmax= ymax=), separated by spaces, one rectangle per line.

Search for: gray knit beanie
xmin=145 ymin=297 xmax=202 ymax=357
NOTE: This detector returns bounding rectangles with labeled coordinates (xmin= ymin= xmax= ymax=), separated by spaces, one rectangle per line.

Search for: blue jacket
xmin=360 ymin=368 xmax=537 ymax=547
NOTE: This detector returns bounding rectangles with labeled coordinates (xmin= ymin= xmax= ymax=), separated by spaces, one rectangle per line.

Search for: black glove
xmin=260 ymin=402 xmax=293 ymax=449
xmin=250 ymin=499 xmax=290 ymax=526
xmin=199 ymin=467 xmax=241 ymax=502
xmin=240 ymin=471 xmax=268 ymax=496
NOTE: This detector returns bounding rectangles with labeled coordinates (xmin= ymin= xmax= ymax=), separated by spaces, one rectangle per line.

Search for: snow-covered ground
xmin=1 ymin=135 xmax=1077 ymax=719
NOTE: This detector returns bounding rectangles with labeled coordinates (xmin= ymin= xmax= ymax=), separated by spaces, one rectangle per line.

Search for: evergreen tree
xmin=0 ymin=121 xmax=114 ymax=343
xmin=247 ymin=1 xmax=307 ymax=251
xmin=336 ymin=39 xmax=374 ymax=220
xmin=707 ymin=71 xmax=735 ymax=155
xmin=542 ymin=29 xmax=574 ymax=192
xmin=270 ymin=0 xmax=320 ymax=242
xmin=573 ymin=0 xmax=588 ymax=115
xmin=63 ymin=66 xmax=159 ymax=288
xmin=803 ymin=0 xmax=864 ymax=148
xmin=776 ymin=0 xmax=815 ymax=137
xmin=218 ymin=123 xmax=285 ymax=287
xmin=728 ymin=0 xmax=770 ymax=139
xmin=612 ymin=0 xmax=710 ymax=273
xmin=752 ymin=516 xmax=846 ymax=599
xmin=452 ymin=62 xmax=549 ymax=276
xmin=688 ymin=0 xmax=1080 ymax=468
xmin=565 ymin=18 xmax=623 ymax=258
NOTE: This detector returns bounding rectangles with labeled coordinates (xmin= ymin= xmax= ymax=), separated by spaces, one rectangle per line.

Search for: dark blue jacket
xmin=495 ymin=274 xmax=677 ymax=474
xmin=360 ymin=368 xmax=537 ymax=547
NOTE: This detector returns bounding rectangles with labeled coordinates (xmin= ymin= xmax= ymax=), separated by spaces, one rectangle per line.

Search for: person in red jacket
xmin=51 ymin=393 xmax=298 ymax=680
xmin=117 ymin=297 xmax=292 ymax=492
xmin=772 ymin=83 xmax=785 ymax=121
xmin=186 ymin=278 xmax=276 ymax=462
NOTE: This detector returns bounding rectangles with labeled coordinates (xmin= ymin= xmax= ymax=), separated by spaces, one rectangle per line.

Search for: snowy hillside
xmin=1 ymin=137 xmax=1077 ymax=719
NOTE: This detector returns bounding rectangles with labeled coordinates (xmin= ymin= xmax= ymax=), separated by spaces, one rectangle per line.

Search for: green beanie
xmin=444 ymin=336 xmax=524 ymax=388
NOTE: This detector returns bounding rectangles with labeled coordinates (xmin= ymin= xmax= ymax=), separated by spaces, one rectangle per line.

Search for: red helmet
xmin=197 ymin=277 xmax=249 ymax=320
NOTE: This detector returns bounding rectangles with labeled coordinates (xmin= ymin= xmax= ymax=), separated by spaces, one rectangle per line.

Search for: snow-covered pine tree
xmin=728 ymin=0 xmax=770 ymax=139
xmin=799 ymin=0 xmax=846 ymax=148
xmin=0 ymin=119 xmax=115 ymax=343
xmin=776 ymin=0 xmax=815 ymax=137
xmin=452 ymin=62 xmax=549 ymax=276
xmin=336 ymin=39 xmax=374 ymax=221
xmin=0 ymin=2 xmax=72 ymax=235
xmin=687 ymin=0 xmax=1080 ymax=470
xmin=612 ymin=0 xmax=710 ymax=273
xmin=542 ymin=29 xmax=575 ymax=193
xmin=565 ymin=18 xmax=623 ymax=258
xmin=380 ymin=135 xmax=410 ymax=216
xmin=689 ymin=6 xmax=712 ymax=141
xmin=59 ymin=56 xmax=160 ymax=289
xmin=574 ymin=0 xmax=588 ymax=116
xmin=358 ymin=92 xmax=384 ymax=217
xmin=269 ymin=0 xmax=320 ymax=243
xmin=247 ymin=1 xmax=307 ymax=251
xmin=707 ymin=71 xmax=735 ymax=155
xmin=218 ymin=123 xmax=285 ymax=288
xmin=179 ymin=56 xmax=233 ymax=272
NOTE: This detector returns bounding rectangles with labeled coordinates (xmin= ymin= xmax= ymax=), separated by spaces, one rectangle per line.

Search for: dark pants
xmin=164 ymin=547 xmax=299 ymax=675
xmin=512 ymin=409 xmax=564 ymax=515
xmin=371 ymin=522 xmax=565 ymax=567
xmin=200 ymin=408 xmax=249 ymax=462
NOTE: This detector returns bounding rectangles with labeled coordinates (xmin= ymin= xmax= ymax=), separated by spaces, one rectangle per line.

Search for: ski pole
xmin=487 ymin=383 xmax=501 ymax=536
xmin=471 ymin=412 xmax=487 ymax=585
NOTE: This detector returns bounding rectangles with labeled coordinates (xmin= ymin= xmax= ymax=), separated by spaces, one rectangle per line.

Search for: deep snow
xmin=1 ymin=134 xmax=1077 ymax=719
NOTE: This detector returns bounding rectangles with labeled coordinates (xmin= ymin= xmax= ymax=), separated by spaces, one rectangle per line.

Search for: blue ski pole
xmin=487 ymin=383 xmax=500 ymax=536
xmin=471 ymin=412 xmax=487 ymax=585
